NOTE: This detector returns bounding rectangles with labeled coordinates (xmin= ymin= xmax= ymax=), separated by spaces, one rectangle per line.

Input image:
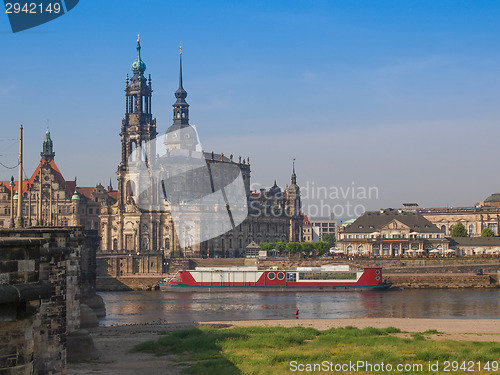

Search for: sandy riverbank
xmin=67 ymin=319 xmax=500 ymax=375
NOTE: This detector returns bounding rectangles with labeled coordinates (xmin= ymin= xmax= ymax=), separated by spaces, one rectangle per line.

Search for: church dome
xmin=164 ymin=124 xmax=197 ymax=143
xmin=72 ymin=188 xmax=80 ymax=201
xmin=131 ymin=56 xmax=146 ymax=74
xmin=267 ymin=181 xmax=282 ymax=197
xmin=485 ymin=193 xmax=500 ymax=203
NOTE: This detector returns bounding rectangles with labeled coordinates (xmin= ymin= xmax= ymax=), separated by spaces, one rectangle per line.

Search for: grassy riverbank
xmin=133 ymin=325 xmax=500 ymax=374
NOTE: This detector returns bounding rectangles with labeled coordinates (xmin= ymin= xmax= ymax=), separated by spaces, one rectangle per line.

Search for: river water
xmin=98 ymin=289 xmax=500 ymax=326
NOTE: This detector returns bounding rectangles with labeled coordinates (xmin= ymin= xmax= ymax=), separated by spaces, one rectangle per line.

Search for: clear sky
xmin=1 ymin=0 xmax=500 ymax=218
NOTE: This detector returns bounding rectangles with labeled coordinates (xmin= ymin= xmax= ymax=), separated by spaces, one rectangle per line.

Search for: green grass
xmin=132 ymin=326 xmax=500 ymax=374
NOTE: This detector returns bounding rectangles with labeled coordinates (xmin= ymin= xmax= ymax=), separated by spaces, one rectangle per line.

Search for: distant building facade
xmin=449 ymin=236 xmax=500 ymax=256
xmin=417 ymin=195 xmax=500 ymax=237
xmin=302 ymin=216 xmax=316 ymax=242
xmin=0 ymin=130 xmax=116 ymax=230
xmin=337 ymin=209 xmax=449 ymax=256
xmin=309 ymin=215 xmax=336 ymax=242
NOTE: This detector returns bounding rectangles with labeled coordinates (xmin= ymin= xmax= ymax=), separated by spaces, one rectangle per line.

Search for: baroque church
xmin=97 ymin=37 xmax=303 ymax=267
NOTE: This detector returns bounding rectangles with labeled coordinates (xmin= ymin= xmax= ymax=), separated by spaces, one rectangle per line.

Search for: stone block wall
xmin=386 ymin=274 xmax=493 ymax=289
xmin=0 ymin=227 xmax=88 ymax=374
xmin=0 ymin=237 xmax=50 ymax=375
xmin=80 ymin=230 xmax=98 ymax=299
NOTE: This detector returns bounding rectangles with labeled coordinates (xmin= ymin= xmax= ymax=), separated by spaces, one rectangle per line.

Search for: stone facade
xmin=448 ymin=236 xmax=500 ymax=256
xmin=419 ymin=206 xmax=500 ymax=237
xmin=337 ymin=209 xmax=449 ymax=256
xmin=0 ymin=227 xmax=98 ymax=374
xmin=0 ymin=237 xmax=49 ymax=375
xmin=416 ymin=194 xmax=500 ymax=237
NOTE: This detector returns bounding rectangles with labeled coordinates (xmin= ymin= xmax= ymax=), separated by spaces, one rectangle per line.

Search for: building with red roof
xmin=0 ymin=130 xmax=117 ymax=229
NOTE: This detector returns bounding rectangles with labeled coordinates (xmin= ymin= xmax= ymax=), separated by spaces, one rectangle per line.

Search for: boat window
xmin=299 ymin=272 xmax=357 ymax=280
xmin=277 ymin=272 xmax=285 ymax=280
xmin=267 ymin=272 xmax=276 ymax=280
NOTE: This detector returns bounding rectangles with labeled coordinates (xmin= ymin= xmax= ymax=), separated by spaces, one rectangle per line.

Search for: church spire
xmin=172 ymin=45 xmax=189 ymax=125
xmin=131 ymin=34 xmax=146 ymax=76
xmin=174 ymin=45 xmax=188 ymax=106
xmin=291 ymin=158 xmax=297 ymax=185
xmin=165 ymin=47 xmax=197 ymax=152
xmin=178 ymin=45 xmax=184 ymax=90
xmin=41 ymin=128 xmax=55 ymax=162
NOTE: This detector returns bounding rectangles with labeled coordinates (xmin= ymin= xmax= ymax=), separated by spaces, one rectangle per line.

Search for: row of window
xmin=346 ymin=244 xmax=443 ymax=252
xmin=298 ymin=272 xmax=357 ymax=280
xmin=444 ymin=224 xmax=498 ymax=235
xmin=312 ymin=222 xmax=336 ymax=228
xmin=342 ymin=233 xmax=443 ymax=239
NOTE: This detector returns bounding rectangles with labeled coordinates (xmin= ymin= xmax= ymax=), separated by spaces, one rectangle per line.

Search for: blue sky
xmin=1 ymin=1 xmax=500 ymax=217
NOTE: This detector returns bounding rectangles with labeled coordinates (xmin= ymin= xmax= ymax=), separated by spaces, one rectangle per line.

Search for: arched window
xmin=164 ymin=237 xmax=170 ymax=250
xmin=112 ymin=238 xmax=118 ymax=251
xmin=372 ymin=244 xmax=380 ymax=255
xmin=440 ymin=225 xmax=446 ymax=233
xmin=130 ymin=141 xmax=136 ymax=162
xmin=382 ymin=244 xmax=390 ymax=255
xmin=140 ymin=140 xmax=146 ymax=161
xmin=468 ymin=224 xmax=475 ymax=235
xmin=347 ymin=245 xmax=353 ymax=254
xmin=126 ymin=180 xmax=135 ymax=197
xmin=392 ymin=243 xmax=400 ymax=255
xmin=490 ymin=224 xmax=498 ymax=235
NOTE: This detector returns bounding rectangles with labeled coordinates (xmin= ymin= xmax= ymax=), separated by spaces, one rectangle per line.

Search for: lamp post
xmin=15 ymin=125 xmax=23 ymax=228
xmin=9 ymin=176 xmax=15 ymax=228
xmin=28 ymin=186 xmax=32 ymax=226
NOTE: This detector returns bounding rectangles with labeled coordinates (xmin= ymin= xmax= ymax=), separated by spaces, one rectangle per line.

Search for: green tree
xmin=275 ymin=242 xmax=286 ymax=254
xmin=259 ymin=242 xmax=274 ymax=251
xmin=451 ymin=222 xmax=468 ymax=237
xmin=322 ymin=233 xmax=336 ymax=246
xmin=315 ymin=241 xmax=330 ymax=256
xmin=481 ymin=227 xmax=494 ymax=237
xmin=286 ymin=242 xmax=302 ymax=257
xmin=301 ymin=242 xmax=315 ymax=257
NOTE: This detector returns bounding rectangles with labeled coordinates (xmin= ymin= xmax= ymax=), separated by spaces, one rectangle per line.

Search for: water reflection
xmin=99 ymin=289 xmax=500 ymax=326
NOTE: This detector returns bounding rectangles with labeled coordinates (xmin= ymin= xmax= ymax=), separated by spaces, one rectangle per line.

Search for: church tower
xmin=286 ymin=159 xmax=301 ymax=216
xmin=41 ymin=128 xmax=55 ymax=162
xmin=118 ymin=36 xmax=157 ymax=209
xmin=286 ymin=159 xmax=303 ymax=242
xmin=164 ymin=47 xmax=198 ymax=152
